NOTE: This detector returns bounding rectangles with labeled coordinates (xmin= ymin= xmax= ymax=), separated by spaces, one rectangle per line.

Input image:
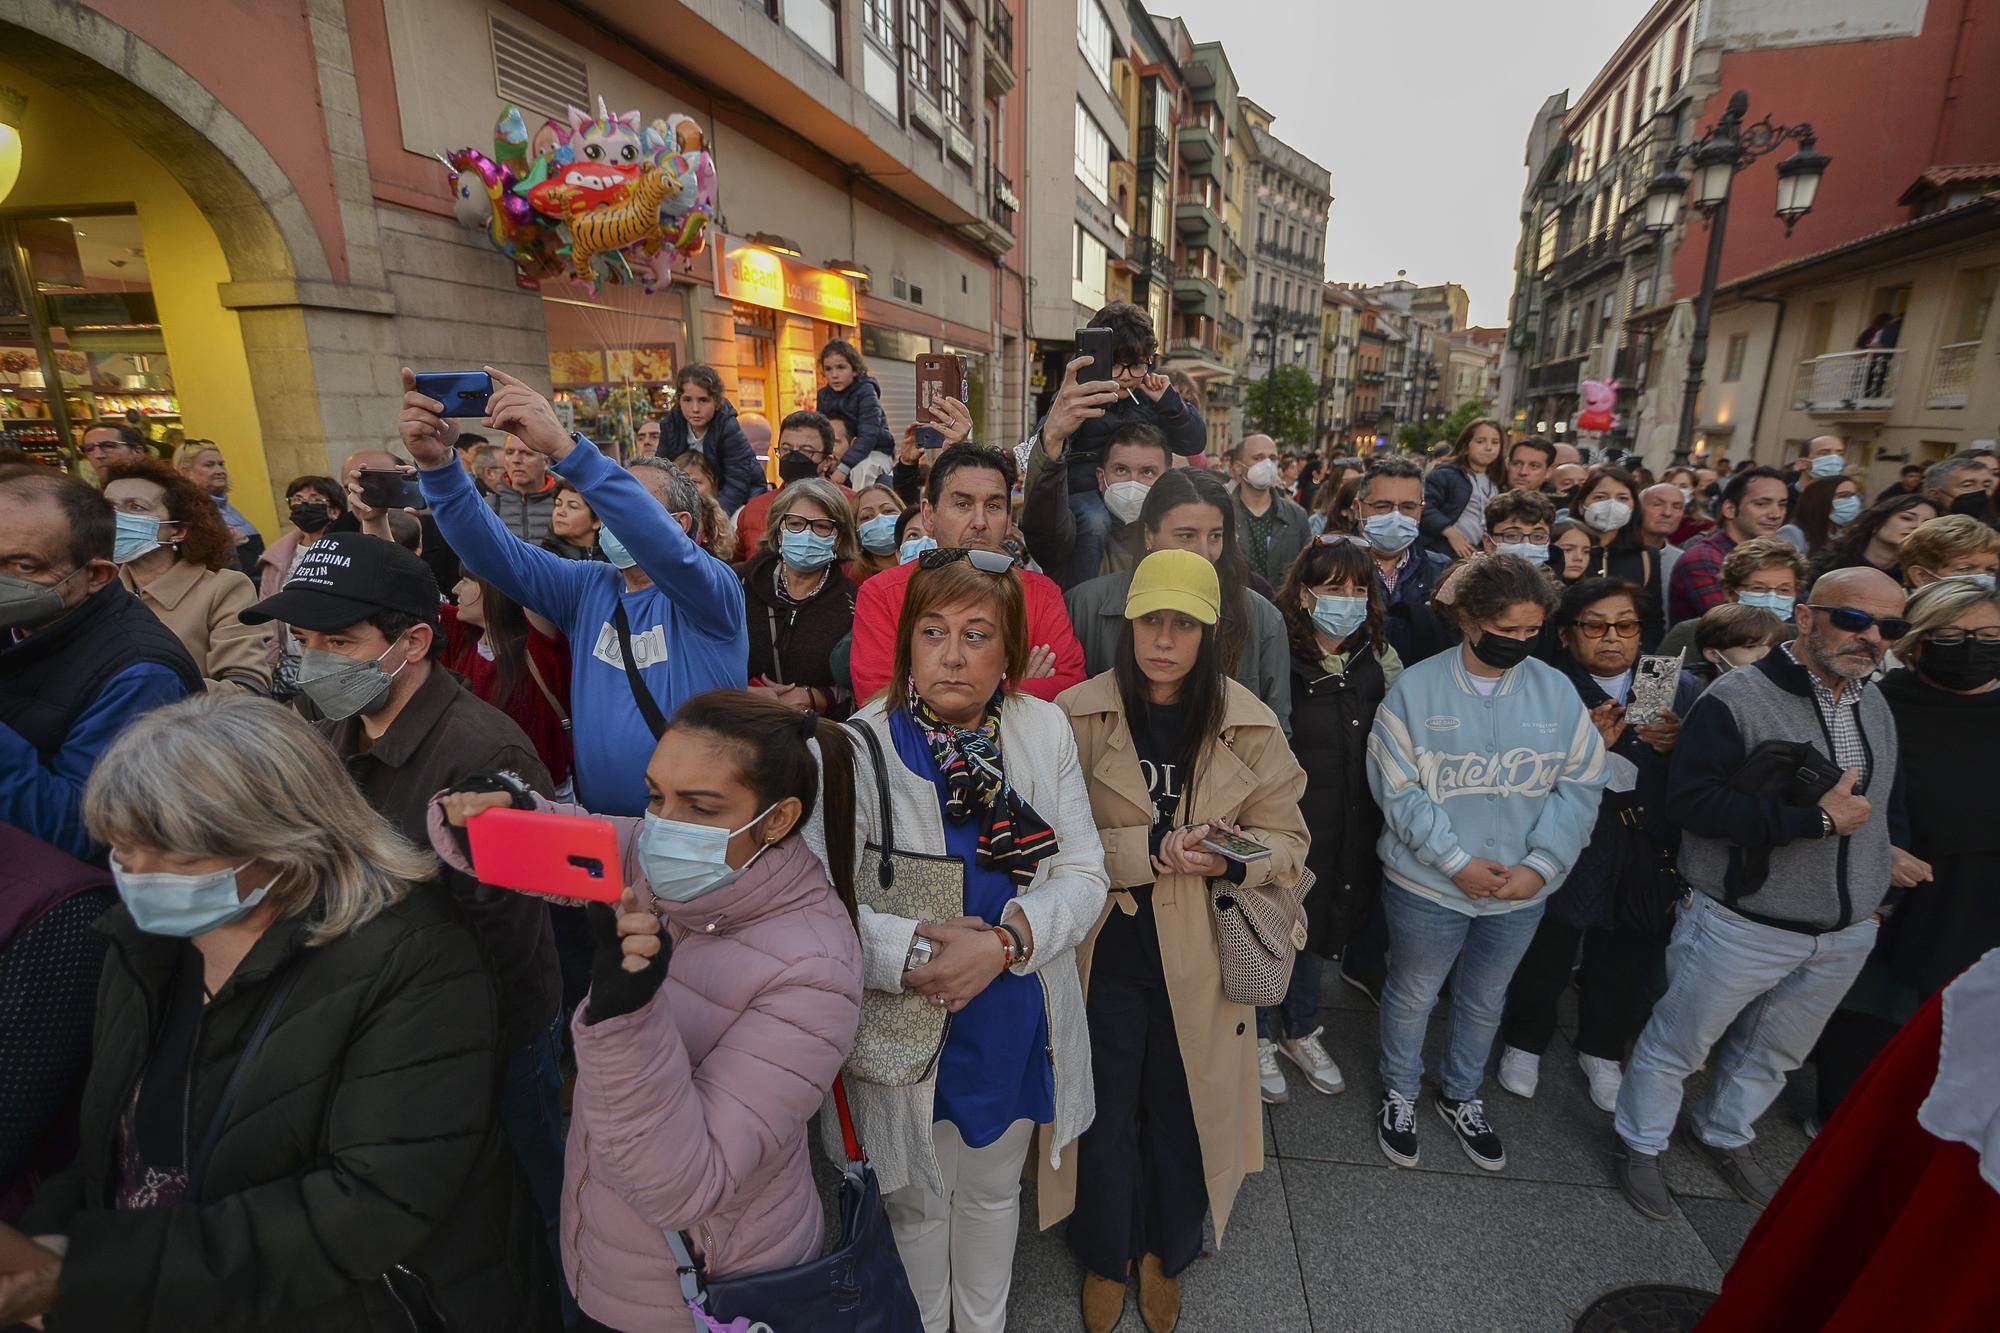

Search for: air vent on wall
xmin=490 ymin=16 xmax=589 ymax=119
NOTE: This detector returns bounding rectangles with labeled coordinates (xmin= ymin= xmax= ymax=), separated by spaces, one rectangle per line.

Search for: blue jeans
xmin=1066 ymin=488 xmax=1115 ymax=587
xmin=501 ymin=1013 xmax=575 ymax=1322
xmin=1260 ymin=951 xmax=1323 ymax=1042
xmin=1614 ymin=893 xmax=1876 ymax=1156
xmin=1377 ymin=884 xmax=1547 ymax=1103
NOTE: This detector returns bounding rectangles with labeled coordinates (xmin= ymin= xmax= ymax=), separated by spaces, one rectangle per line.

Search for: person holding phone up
xmin=1054 ymin=550 xmax=1307 ymax=1333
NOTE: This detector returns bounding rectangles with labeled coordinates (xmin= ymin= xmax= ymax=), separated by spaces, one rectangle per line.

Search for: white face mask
xmin=1102 ymin=479 xmax=1152 ymax=525
xmin=1584 ymin=498 xmax=1633 ymax=532
xmin=1244 ymin=458 xmax=1281 ymax=491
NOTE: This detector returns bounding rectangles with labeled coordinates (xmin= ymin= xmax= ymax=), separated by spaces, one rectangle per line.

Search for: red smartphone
xmin=467 ymin=807 xmax=625 ymax=904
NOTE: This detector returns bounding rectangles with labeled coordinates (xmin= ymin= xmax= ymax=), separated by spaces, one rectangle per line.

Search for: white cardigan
xmin=806 ymin=694 xmax=1107 ymax=1199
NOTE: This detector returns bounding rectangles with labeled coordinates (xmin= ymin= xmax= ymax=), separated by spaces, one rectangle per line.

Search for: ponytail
xmin=809 ymin=718 xmax=859 ymax=926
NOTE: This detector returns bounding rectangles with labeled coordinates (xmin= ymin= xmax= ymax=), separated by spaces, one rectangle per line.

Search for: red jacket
xmin=849 ymin=558 xmax=1087 ymax=703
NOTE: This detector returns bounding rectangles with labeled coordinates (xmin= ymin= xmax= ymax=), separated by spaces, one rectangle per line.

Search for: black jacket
xmin=740 ymin=550 xmax=859 ymax=707
xmin=1037 ymin=385 xmax=1206 ymax=492
xmin=658 ymin=398 xmax=767 ymax=512
xmin=0 ymin=583 xmax=200 ymax=764
xmin=1375 ymin=547 xmax=1456 ymax=667
xmin=819 ymin=375 xmax=894 ymax=470
xmin=1289 ymin=645 xmax=1388 ymax=956
xmin=22 ymin=890 xmax=555 ymax=1332
xmin=1419 ymin=462 xmax=1477 ymax=554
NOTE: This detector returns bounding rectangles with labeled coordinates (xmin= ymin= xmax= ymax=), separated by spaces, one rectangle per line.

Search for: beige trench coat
xmin=1042 ymin=671 xmax=1308 ymax=1243
xmin=119 ymin=559 xmax=271 ymax=692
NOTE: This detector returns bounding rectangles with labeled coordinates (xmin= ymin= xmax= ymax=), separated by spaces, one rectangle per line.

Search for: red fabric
xmin=440 ymin=604 xmax=575 ymax=787
xmin=1699 ymin=989 xmax=2000 ymax=1332
xmin=848 ymin=558 xmax=1087 ymax=705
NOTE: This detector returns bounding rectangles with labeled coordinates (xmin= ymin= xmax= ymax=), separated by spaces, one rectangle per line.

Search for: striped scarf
xmin=909 ymin=693 xmax=1059 ymax=889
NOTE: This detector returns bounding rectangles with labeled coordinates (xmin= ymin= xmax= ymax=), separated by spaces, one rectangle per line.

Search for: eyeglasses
xmin=1807 ymin=605 xmax=1910 ymax=640
xmin=1314 ymin=533 xmax=1370 ymax=548
xmin=777 ymin=515 xmax=839 ymax=538
xmin=1573 ymin=619 xmax=1642 ymax=640
xmin=774 ymin=441 xmax=825 ymax=459
xmin=1928 ymin=627 xmax=2000 ymax=645
xmin=1360 ymin=499 xmax=1423 ymax=517
xmin=1490 ymin=530 xmax=1551 ymax=547
xmin=917 ymin=547 xmax=1016 ymax=574
xmin=1111 ymin=359 xmax=1156 ymax=378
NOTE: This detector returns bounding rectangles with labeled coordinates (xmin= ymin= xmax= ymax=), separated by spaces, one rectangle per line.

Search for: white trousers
xmin=882 ymin=1118 xmax=1034 ymax=1333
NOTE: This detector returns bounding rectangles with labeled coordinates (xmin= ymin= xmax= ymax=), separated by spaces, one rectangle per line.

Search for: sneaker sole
xmin=1376 ymin=1130 xmax=1419 ymax=1169
xmin=1260 ymin=1084 xmax=1289 ymax=1106
xmin=1277 ymin=1049 xmax=1345 ymax=1095
xmin=1496 ymin=1074 xmax=1539 ymax=1100
xmin=1435 ymin=1100 xmax=1507 ymax=1171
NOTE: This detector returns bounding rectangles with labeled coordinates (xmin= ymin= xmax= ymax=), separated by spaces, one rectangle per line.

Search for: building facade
xmin=1319 ymin=281 xmax=1363 ymax=449
xmin=1161 ymin=38 xmax=1240 ymax=444
xmin=1240 ymin=99 xmax=1331 ymax=445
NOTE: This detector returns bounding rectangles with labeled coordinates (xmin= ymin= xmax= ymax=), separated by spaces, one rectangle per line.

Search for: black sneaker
xmin=1377 ymin=1090 xmax=1420 ymax=1167
xmin=1435 ymin=1094 xmax=1507 ymax=1171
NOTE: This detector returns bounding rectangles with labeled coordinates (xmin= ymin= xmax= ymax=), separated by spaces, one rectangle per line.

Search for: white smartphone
xmin=1625 ymin=651 xmax=1685 ymax=727
xmin=1198 ymin=829 xmax=1274 ymax=863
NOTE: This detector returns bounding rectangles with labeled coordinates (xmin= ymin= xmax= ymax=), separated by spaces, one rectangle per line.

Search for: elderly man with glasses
xmin=1612 ymin=565 xmax=1930 ymax=1221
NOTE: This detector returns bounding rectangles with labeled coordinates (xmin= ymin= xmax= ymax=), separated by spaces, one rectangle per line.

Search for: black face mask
xmin=289 ymin=501 xmax=332 ymax=534
xmin=1921 ymin=638 xmax=2000 ymax=692
xmin=1948 ymin=490 xmax=1992 ymax=519
xmin=1470 ymin=630 xmax=1535 ymax=671
xmin=778 ymin=451 xmax=822 ymax=483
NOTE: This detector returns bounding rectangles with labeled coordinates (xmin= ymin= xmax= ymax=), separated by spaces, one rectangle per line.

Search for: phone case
xmin=1625 ymin=651 xmax=1684 ymax=727
xmin=1074 ymin=328 xmax=1117 ymax=384
xmin=467 ymin=807 xmax=625 ymax=904
xmin=1200 ymin=832 xmax=1274 ymax=862
xmin=358 ymin=469 xmax=423 ymax=510
xmin=413 ymin=370 xmax=494 ymax=418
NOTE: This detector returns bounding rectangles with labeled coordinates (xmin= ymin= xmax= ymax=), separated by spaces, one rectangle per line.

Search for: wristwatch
xmin=904 ymin=936 xmax=935 ymax=972
xmin=1819 ymin=809 xmax=1838 ymax=838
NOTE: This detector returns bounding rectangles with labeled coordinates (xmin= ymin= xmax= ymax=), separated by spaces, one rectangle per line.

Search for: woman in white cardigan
xmin=809 ymin=551 xmax=1106 ymax=1333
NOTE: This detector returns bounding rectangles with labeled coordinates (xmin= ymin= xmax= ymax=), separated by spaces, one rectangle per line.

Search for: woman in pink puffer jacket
xmin=434 ymin=691 xmax=865 ymax=1333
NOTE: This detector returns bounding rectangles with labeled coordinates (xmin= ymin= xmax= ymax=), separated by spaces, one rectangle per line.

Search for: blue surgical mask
xmin=898 ymin=534 xmax=938 ymax=565
xmin=111 ymin=854 xmax=272 ymax=937
xmin=1311 ymin=594 xmax=1368 ymax=642
xmin=1361 ymin=512 xmax=1419 ymax=554
xmin=639 ymin=804 xmax=778 ymax=903
xmin=1945 ymin=572 xmax=1998 ymax=592
xmin=1496 ymin=541 xmax=1550 ymax=566
xmin=1810 ymin=453 xmax=1847 ymax=479
xmin=113 ymin=511 xmax=167 ymax=564
xmin=859 ymin=512 xmax=899 ymax=554
xmin=779 ymin=528 xmax=838 ymax=572
xmin=598 ymin=524 xmax=638 ymax=569
xmin=1739 ymin=590 xmax=1796 ymax=620
xmin=1830 ymin=495 xmax=1862 ymax=525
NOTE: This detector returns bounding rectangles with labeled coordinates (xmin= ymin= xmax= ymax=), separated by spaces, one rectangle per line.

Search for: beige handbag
xmin=1209 ymin=867 xmax=1314 ymax=1007
xmin=843 ymin=720 xmax=966 ymax=1086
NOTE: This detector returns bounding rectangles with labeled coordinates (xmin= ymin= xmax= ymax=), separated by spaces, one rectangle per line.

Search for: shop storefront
xmin=543 ymin=278 xmax=697 ymax=456
xmin=708 ymin=235 xmax=858 ymax=477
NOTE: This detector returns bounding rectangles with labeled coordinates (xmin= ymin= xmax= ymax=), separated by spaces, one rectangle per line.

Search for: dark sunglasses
xmin=1807 ymin=605 xmax=1909 ymax=640
xmin=917 ymin=547 xmax=1016 ymax=575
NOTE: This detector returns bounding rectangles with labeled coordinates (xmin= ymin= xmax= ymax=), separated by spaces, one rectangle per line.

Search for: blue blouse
xmin=889 ymin=709 xmax=1055 ymax=1149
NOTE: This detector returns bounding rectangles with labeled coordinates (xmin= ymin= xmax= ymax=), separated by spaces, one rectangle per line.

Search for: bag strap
xmin=610 ymin=600 xmax=669 ymax=740
xmin=832 ymin=1074 xmax=864 ymax=1164
xmin=189 ymin=961 xmax=303 ymax=1203
xmin=522 ymin=648 xmax=570 ymax=732
xmin=841 ymin=719 xmax=897 ymax=888
xmin=765 ymin=603 xmax=786 ymax=683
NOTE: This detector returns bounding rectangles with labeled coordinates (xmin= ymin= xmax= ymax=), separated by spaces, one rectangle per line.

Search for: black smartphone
xmin=357 ymin=467 xmax=424 ymax=511
xmin=913 ymin=353 xmax=968 ymax=452
xmin=412 ymin=370 xmax=494 ymax=418
xmin=1074 ymin=326 xmax=1117 ymax=385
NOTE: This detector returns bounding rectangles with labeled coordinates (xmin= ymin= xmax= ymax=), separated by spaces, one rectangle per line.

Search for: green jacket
xmin=1063 ymin=567 xmax=1294 ymax=735
xmin=24 ymin=889 xmax=555 ymax=1332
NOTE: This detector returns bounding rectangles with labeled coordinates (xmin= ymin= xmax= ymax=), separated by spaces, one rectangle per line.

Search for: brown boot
xmin=1080 ymin=1270 xmax=1127 ymax=1333
xmin=1137 ymin=1253 xmax=1181 ymax=1333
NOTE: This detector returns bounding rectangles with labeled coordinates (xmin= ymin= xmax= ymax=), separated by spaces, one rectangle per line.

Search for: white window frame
xmin=1077 ymin=0 xmax=1113 ymax=92
xmin=1075 ymin=100 xmax=1111 ymax=204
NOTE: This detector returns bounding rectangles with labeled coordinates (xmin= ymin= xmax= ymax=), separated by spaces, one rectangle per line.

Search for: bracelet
xmin=998 ymin=919 xmax=1029 ymax=965
xmin=990 ymin=926 xmax=1017 ymax=968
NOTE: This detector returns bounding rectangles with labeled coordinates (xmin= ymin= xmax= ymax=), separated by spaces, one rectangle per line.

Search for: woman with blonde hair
xmin=742 ymin=475 xmax=861 ymax=716
xmin=852 ymin=482 xmax=908 ymax=583
xmin=0 ymin=694 xmax=551 ymax=1330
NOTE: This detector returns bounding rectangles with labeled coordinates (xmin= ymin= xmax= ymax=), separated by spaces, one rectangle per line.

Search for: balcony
xmin=1174 ymin=270 xmax=1221 ymax=319
xmin=1223 ymin=231 xmax=1247 ymax=276
xmin=1177 ymin=121 xmax=1219 ymax=164
xmin=987 ymin=167 xmax=1017 ymax=231
xmin=1555 ymin=230 xmax=1623 ymax=286
xmin=1221 ymin=311 xmax=1245 ymax=341
xmin=1527 ymin=354 xmax=1586 ymax=393
xmin=1167 ymin=333 xmax=1223 ymax=363
xmin=1137 ymin=124 xmax=1172 ymax=178
xmin=1793 ymin=350 xmax=1902 ymax=415
xmin=1129 ymin=235 xmax=1168 ymax=278
xmin=982 ymin=7 xmax=1015 ymax=95
xmin=1174 ymin=196 xmax=1221 ymax=251
xmin=1927 ymin=341 xmax=1979 ymax=408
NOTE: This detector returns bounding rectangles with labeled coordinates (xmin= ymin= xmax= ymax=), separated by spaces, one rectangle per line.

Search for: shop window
xmin=543 ymin=281 xmax=695 ymax=455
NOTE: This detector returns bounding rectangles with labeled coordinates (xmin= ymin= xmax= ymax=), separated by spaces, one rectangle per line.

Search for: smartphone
xmin=467 ymin=807 xmax=625 ymax=905
xmin=356 ymin=467 xmax=424 ymax=511
xmin=1199 ymin=829 xmax=1274 ymax=863
xmin=1625 ymin=651 xmax=1685 ymax=728
xmin=412 ymin=370 xmax=494 ymax=418
xmin=1074 ymin=326 xmax=1118 ymax=385
xmin=913 ymin=353 xmax=967 ymax=452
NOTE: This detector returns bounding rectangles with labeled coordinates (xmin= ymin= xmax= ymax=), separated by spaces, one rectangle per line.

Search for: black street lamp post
xmin=1642 ymin=90 xmax=1830 ymax=466
xmin=1253 ymin=308 xmax=1313 ymax=439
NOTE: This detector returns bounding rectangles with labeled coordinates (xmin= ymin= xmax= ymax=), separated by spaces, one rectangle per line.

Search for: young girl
xmin=1422 ymin=418 xmax=1506 ymax=559
xmin=818 ymin=338 xmax=894 ymax=485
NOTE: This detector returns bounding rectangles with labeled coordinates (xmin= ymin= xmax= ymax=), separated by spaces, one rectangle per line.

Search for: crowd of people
xmin=3 ymin=295 xmax=1998 ymax=1332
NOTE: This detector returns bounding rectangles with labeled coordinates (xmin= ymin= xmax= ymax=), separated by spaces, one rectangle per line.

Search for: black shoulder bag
xmin=610 ymin=600 xmax=669 ymax=739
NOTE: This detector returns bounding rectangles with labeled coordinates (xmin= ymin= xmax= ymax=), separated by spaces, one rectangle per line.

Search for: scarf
xmin=909 ymin=692 xmax=1059 ymax=889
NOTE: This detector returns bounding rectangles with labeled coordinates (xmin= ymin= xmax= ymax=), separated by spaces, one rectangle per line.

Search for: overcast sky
xmin=1160 ymin=0 xmax=1652 ymax=327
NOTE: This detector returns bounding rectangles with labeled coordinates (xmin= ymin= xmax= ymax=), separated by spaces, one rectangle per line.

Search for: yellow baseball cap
xmin=1124 ymin=549 xmax=1220 ymax=624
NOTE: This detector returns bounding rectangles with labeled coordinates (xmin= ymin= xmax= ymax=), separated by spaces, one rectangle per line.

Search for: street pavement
xmin=997 ymin=967 xmax=1815 ymax=1332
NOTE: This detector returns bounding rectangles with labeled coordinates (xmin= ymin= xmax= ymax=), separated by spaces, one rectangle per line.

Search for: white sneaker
xmin=1278 ymin=1028 xmax=1346 ymax=1095
xmin=1257 ymin=1038 xmax=1289 ymax=1105
xmin=1497 ymin=1046 xmax=1541 ymax=1099
xmin=1577 ymin=1052 xmax=1624 ymax=1113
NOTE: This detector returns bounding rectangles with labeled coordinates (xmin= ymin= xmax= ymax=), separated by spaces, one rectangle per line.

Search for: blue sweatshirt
xmin=1366 ymin=647 xmax=1608 ymax=915
xmin=419 ymin=440 xmax=748 ymax=815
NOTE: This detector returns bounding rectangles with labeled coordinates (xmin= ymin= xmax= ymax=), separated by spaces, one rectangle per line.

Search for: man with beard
xmin=1612 ymin=566 xmax=1928 ymax=1222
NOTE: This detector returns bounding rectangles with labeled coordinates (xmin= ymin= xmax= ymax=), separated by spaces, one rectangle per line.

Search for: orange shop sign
xmin=712 ymin=237 xmax=857 ymax=325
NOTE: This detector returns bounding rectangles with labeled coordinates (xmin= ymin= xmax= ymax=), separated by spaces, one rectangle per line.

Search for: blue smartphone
xmin=412 ymin=370 xmax=493 ymax=418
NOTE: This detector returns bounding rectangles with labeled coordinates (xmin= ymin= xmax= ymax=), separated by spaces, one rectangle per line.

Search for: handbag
xmin=842 ymin=718 xmax=965 ymax=1086
xmin=1611 ymin=803 xmax=1687 ymax=934
xmin=1209 ymin=866 xmax=1314 ymax=1007
xmin=663 ymin=1078 xmax=923 ymax=1333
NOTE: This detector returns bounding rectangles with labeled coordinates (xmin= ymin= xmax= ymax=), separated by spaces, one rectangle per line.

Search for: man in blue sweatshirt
xmin=398 ymin=366 xmax=747 ymax=816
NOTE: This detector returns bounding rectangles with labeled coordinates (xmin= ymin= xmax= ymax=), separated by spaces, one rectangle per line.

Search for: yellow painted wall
xmin=2 ymin=62 xmax=278 ymax=532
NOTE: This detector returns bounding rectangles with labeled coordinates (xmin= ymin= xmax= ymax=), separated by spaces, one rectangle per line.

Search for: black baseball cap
xmin=241 ymin=532 xmax=440 ymax=630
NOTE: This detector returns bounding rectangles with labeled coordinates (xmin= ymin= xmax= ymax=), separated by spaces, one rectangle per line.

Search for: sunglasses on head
xmin=1807 ymin=605 xmax=1909 ymax=640
xmin=917 ymin=547 xmax=1016 ymax=575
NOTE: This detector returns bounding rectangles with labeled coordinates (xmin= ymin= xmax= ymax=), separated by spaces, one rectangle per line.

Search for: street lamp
xmin=1641 ymin=90 xmax=1831 ymax=465
xmin=1253 ymin=309 xmax=1312 ymax=436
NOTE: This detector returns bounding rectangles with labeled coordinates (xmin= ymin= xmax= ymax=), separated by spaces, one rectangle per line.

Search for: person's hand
xmin=344 ymin=479 xmax=390 ymax=530
xmin=897 ymin=423 xmax=924 ymax=466
xmin=399 ymin=366 xmax=460 ymax=467
xmin=1587 ymin=700 xmax=1629 ymax=751
xmin=1152 ymin=824 xmax=1229 ymax=879
xmin=1041 ymin=356 xmax=1123 ymax=457
xmin=1820 ymin=768 xmax=1871 ymax=836
xmin=482 ymin=366 xmax=573 ymax=460
xmin=1890 ymin=846 xmax=1934 ymax=890
xmin=760 ymin=682 xmax=815 ymax=712
xmin=1491 ymin=865 xmax=1547 ymax=901
xmin=439 ymin=790 xmax=515 ymax=827
xmin=905 ymin=920 xmax=1006 ymax=1012
xmin=0 ymin=1233 xmax=62 ymax=1325
xmin=829 ymin=466 xmax=850 ymax=485
xmin=233 ymin=528 xmax=250 ymax=547
xmin=583 ymin=887 xmax=669 ymax=1023
xmin=1024 ymin=644 xmax=1057 ymax=680
xmin=1635 ymin=706 xmax=1682 ymax=754
xmin=1451 ymin=857 xmax=1510 ymax=900
xmin=924 ymin=395 xmax=974 ymax=447
xmin=1137 ymin=372 xmax=1171 ymax=402
xmin=1445 ymin=529 xmax=1476 ymax=560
